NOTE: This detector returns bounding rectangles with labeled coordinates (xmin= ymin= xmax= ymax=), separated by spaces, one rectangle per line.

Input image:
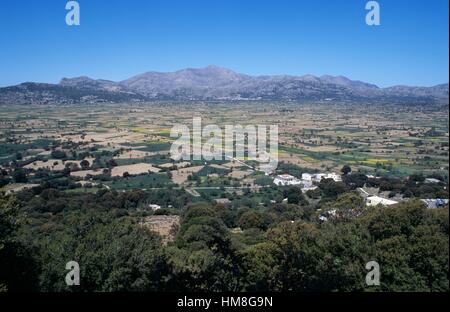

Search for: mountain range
xmin=0 ymin=65 xmax=448 ymax=104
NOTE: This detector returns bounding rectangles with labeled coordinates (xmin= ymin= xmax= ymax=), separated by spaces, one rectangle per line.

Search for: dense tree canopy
xmin=0 ymin=188 xmax=448 ymax=292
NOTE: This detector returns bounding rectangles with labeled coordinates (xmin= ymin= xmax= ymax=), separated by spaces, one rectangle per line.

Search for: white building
xmin=301 ymin=173 xmax=313 ymax=181
xmin=148 ymin=204 xmax=161 ymax=211
xmin=303 ymin=172 xmax=342 ymax=183
xmin=214 ymin=198 xmax=231 ymax=205
xmin=425 ymin=178 xmax=441 ymax=184
xmin=324 ymin=172 xmax=342 ymax=182
xmin=275 ymin=172 xmax=342 ymax=188
xmin=366 ymin=196 xmax=398 ymax=207
xmin=273 ymin=174 xmax=302 ymax=186
xmin=300 ymin=179 xmax=318 ymax=192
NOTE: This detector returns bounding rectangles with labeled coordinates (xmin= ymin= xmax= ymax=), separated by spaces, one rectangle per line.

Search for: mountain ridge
xmin=0 ymin=65 xmax=448 ymax=104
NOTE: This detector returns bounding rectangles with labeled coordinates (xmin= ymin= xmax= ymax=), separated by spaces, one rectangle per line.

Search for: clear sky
xmin=0 ymin=0 xmax=448 ymax=87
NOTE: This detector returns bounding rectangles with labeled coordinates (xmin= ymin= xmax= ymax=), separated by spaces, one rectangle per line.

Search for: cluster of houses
xmin=273 ymin=172 xmax=342 ymax=192
xmin=273 ymin=171 xmax=410 ymax=208
xmin=420 ymin=198 xmax=449 ymax=209
xmin=358 ymin=188 xmax=449 ymax=209
xmin=273 ymin=172 xmax=448 ymax=210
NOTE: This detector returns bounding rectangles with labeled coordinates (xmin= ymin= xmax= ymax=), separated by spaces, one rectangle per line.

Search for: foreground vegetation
xmin=1 ymin=187 xmax=448 ymax=292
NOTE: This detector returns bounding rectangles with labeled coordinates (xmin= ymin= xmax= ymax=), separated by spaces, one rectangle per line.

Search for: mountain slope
xmin=0 ymin=79 xmax=146 ymax=105
xmin=0 ymin=66 xmax=448 ymax=104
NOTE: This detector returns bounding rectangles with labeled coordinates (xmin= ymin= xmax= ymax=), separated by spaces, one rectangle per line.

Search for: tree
xmin=343 ymin=172 xmax=368 ymax=189
xmin=107 ymin=159 xmax=118 ymax=168
xmin=51 ymin=150 xmax=67 ymax=160
xmin=318 ymin=179 xmax=348 ymax=199
xmin=12 ymin=168 xmax=27 ymax=183
xmin=37 ymin=211 xmax=169 ymax=291
xmin=341 ymin=165 xmax=352 ymax=175
xmin=409 ymin=173 xmax=425 ymax=183
xmin=0 ymin=196 xmax=38 ymax=291
xmin=79 ymin=159 xmax=90 ymax=170
xmin=238 ymin=211 xmax=264 ymax=230
xmin=321 ymin=192 xmax=365 ymax=219
xmin=284 ymin=187 xmax=307 ymax=205
xmin=362 ymin=200 xmax=449 ymax=291
xmin=240 ymin=242 xmax=278 ymax=291
xmin=0 ymin=173 xmax=9 ymax=188
xmin=177 ymin=205 xmax=229 ymax=251
xmin=167 ymin=204 xmax=239 ymax=291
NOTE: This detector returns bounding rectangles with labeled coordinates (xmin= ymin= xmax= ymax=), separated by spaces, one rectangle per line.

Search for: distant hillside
xmin=0 ymin=65 xmax=448 ymax=104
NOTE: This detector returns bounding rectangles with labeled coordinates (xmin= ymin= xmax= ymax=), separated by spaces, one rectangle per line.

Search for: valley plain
xmin=1 ymin=101 xmax=448 ymax=193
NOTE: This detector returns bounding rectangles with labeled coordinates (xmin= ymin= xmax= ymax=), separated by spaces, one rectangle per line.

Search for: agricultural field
xmin=0 ymin=102 xmax=448 ymax=197
xmin=0 ymin=102 xmax=448 ymax=293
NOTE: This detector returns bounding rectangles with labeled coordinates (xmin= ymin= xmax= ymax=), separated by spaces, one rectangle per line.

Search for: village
xmin=272 ymin=170 xmax=448 ymax=210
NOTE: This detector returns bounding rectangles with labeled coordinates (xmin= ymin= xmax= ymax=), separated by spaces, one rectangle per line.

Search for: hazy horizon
xmin=2 ymin=64 xmax=448 ymax=89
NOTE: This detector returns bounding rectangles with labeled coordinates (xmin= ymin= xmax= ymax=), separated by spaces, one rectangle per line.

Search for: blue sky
xmin=0 ymin=0 xmax=448 ymax=87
